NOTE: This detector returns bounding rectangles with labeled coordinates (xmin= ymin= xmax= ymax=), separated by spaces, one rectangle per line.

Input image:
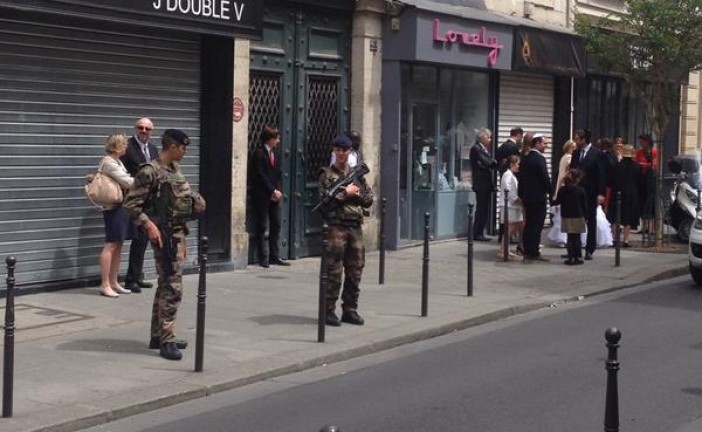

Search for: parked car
xmin=669 ymin=155 xmax=701 ymax=242
xmin=689 ymin=213 xmax=702 ymax=286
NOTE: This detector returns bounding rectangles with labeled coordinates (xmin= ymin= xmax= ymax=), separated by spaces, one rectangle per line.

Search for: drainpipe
xmin=570 ymin=76 xmax=575 ymax=136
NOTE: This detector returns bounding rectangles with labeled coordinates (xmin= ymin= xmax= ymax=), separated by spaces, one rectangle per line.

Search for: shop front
xmin=0 ymin=1 xmax=262 ymax=288
xmin=382 ymin=6 xmax=513 ymax=248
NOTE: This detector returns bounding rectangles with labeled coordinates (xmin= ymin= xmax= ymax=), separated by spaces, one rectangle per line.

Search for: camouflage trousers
xmin=151 ymin=234 xmax=186 ymax=343
xmin=324 ymin=225 xmax=365 ymax=311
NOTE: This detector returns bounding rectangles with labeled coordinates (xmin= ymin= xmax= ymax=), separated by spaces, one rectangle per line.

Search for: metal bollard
xmin=195 ymin=237 xmax=208 ymax=372
xmin=604 ymin=327 xmax=621 ymax=432
xmin=615 ymin=192 xmax=621 ymax=268
xmin=503 ymin=189 xmax=509 ymax=262
xmin=467 ymin=203 xmax=474 ymax=297
xmin=466 ymin=204 xmax=474 ymax=297
xmin=379 ymin=198 xmax=387 ymax=285
xmin=319 ymin=426 xmax=340 ymax=432
xmin=3 ymin=256 xmax=16 ymax=418
xmin=421 ymin=212 xmax=430 ymax=317
xmin=318 ymin=224 xmax=329 ymax=343
xmin=697 ymin=189 xmax=701 ymax=213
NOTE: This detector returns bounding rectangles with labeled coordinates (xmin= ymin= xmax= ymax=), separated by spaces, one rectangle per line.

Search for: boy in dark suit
xmin=121 ymin=117 xmax=159 ymax=293
xmin=249 ymin=125 xmax=290 ymax=268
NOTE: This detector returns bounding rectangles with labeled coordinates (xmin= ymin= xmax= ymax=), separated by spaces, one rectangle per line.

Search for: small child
xmin=553 ymin=169 xmax=588 ymax=265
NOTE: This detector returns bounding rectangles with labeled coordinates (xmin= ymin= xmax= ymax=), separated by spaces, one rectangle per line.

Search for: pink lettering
xmin=432 ymin=19 xmax=504 ymax=67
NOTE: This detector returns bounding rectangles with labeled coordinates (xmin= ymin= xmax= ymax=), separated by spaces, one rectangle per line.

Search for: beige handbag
xmin=85 ymin=158 xmax=123 ymax=210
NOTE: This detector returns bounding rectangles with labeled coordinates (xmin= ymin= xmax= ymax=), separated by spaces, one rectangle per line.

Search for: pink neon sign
xmin=432 ymin=19 xmax=503 ymax=66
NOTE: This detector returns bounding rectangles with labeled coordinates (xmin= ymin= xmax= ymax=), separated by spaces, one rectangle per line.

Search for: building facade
xmin=0 ymin=1 xmax=263 ymax=288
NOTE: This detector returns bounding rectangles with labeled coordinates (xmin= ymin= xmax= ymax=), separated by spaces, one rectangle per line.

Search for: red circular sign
xmin=233 ymin=97 xmax=245 ymax=123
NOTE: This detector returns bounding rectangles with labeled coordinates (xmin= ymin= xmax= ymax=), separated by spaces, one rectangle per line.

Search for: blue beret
xmin=332 ymin=135 xmax=352 ymax=149
xmin=162 ymin=129 xmax=190 ymax=146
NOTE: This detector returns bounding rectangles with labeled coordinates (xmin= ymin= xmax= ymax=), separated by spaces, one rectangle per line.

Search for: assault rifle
xmin=312 ymin=162 xmax=370 ymax=214
xmin=152 ymin=217 xmax=178 ymax=278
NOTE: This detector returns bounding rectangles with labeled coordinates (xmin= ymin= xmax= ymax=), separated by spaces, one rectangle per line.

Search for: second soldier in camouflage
xmin=318 ymin=135 xmax=373 ymax=326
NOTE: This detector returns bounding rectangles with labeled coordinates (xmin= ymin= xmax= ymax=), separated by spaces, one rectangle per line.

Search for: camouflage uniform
xmin=123 ymin=159 xmax=205 ymax=345
xmin=318 ymin=164 xmax=373 ymax=313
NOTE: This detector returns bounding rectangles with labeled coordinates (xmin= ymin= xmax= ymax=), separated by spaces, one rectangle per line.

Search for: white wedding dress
xmin=547 ymin=205 xmax=613 ymax=248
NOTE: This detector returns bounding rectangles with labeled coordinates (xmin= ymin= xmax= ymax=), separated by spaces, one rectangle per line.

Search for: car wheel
xmin=678 ymin=217 xmax=693 ymax=243
xmin=691 ymin=262 xmax=702 ymax=286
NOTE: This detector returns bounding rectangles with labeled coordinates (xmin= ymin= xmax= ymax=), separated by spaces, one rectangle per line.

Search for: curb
xmin=15 ymin=265 xmax=689 ymax=432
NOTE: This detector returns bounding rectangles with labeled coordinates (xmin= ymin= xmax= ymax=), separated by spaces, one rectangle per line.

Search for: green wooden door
xmin=249 ymin=4 xmax=350 ymax=260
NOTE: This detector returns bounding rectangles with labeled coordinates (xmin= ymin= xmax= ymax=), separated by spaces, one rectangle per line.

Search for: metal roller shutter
xmin=0 ymin=18 xmax=201 ymax=287
xmin=496 ymin=73 xmax=554 ymax=227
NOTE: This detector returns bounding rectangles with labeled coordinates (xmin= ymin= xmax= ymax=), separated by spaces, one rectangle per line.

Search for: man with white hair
xmin=469 ymin=128 xmax=497 ymax=241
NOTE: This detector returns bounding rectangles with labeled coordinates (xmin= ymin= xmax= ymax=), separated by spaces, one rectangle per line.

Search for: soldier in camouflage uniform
xmin=123 ymin=129 xmax=206 ymax=360
xmin=319 ymin=135 xmax=373 ymax=326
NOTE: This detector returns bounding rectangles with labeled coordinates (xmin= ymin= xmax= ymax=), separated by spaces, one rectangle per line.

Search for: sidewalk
xmin=0 ymin=238 xmax=689 ymax=432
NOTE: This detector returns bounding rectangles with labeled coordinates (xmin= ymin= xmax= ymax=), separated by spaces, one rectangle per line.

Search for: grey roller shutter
xmin=0 ymin=18 xmax=201 ymax=287
xmin=496 ymin=73 xmax=554 ymax=228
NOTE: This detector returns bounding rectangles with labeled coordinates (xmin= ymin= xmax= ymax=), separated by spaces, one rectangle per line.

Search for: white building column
xmin=231 ymin=39 xmax=250 ymax=267
xmin=352 ymin=1 xmax=384 ymax=248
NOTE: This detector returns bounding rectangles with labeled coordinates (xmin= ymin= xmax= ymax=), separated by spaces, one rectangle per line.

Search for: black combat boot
xmin=159 ymin=342 xmax=183 ymax=360
xmin=149 ymin=337 xmax=188 ymax=350
xmin=341 ymin=309 xmax=365 ymax=326
xmin=325 ymin=310 xmax=341 ymax=326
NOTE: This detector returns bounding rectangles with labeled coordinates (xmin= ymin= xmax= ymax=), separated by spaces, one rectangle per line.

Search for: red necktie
xmin=269 ymin=150 xmax=275 ymax=167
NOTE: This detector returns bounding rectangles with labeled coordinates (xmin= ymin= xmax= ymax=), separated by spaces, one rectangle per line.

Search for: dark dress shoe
xmin=270 ymin=258 xmax=291 ymax=266
xmin=325 ymin=311 xmax=341 ymax=327
xmin=149 ymin=337 xmax=188 ymax=350
xmin=125 ymin=283 xmax=141 ymax=293
xmin=573 ymin=259 xmax=584 ymax=265
xmin=136 ymin=280 xmax=153 ymax=289
xmin=160 ymin=342 xmax=183 ymax=360
xmin=584 ymin=253 xmax=593 ymax=261
xmin=564 ymin=258 xmax=575 ymax=265
xmin=474 ymin=236 xmax=492 ymax=242
xmin=341 ymin=310 xmax=365 ymax=326
xmin=259 ymin=261 xmax=270 ymax=268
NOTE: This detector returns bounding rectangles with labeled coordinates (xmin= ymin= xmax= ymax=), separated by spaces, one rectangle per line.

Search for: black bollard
xmin=615 ymin=192 xmax=621 ymax=268
xmin=421 ymin=212 xmax=430 ymax=317
xmin=318 ymin=224 xmax=329 ymax=343
xmin=194 ymin=237 xmax=208 ymax=372
xmin=697 ymin=189 xmax=701 ymax=213
xmin=3 ymin=256 xmax=16 ymax=418
xmin=379 ymin=198 xmax=387 ymax=285
xmin=467 ymin=203 xmax=474 ymax=297
xmin=319 ymin=426 xmax=340 ymax=432
xmin=604 ymin=327 xmax=621 ymax=432
xmin=503 ymin=189 xmax=509 ymax=262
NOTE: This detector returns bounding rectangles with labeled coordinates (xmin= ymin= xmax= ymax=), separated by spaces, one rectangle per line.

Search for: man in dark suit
xmin=570 ymin=129 xmax=606 ymax=261
xmin=121 ymin=117 xmax=159 ymax=293
xmin=249 ymin=124 xmax=290 ymax=268
xmin=495 ymin=127 xmax=523 ymax=173
xmin=469 ymin=128 xmax=497 ymax=241
xmin=495 ymin=127 xmax=523 ymax=243
xmin=518 ymin=134 xmax=551 ymax=261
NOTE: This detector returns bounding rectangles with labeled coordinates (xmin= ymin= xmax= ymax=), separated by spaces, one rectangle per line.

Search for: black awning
xmin=0 ymin=0 xmax=263 ymax=39
xmin=514 ymin=27 xmax=586 ymax=76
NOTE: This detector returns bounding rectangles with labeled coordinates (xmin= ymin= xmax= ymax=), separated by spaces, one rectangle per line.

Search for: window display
xmin=400 ymin=64 xmax=492 ymax=241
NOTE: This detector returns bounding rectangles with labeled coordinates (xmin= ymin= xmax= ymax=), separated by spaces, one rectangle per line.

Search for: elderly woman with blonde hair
xmin=98 ymin=133 xmax=136 ymax=298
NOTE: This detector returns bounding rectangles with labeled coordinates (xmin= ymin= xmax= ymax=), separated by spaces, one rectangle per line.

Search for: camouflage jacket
xmin=123 ymin=159 xmax=206 ymax=233
xmin=318 ymin=164 xmax=373 ymax=225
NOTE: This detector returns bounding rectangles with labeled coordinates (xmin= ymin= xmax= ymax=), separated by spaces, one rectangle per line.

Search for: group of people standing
xmin=470 ymin=126 xmax=658 ymax=265
xmin=94 ymin=118 xmax=206 ymax=360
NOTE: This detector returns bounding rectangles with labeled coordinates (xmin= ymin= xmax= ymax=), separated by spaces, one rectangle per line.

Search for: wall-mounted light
xmin=524 ymin=1 xmax=533 ymax=18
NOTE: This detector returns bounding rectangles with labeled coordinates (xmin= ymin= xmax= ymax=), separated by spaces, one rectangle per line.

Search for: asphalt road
xmin=82 ymin=276 xmax=702 ymax=432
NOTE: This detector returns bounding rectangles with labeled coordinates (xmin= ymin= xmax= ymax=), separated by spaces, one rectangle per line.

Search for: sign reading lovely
xmin=432 ymin=19 xmax=503 ymax=66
